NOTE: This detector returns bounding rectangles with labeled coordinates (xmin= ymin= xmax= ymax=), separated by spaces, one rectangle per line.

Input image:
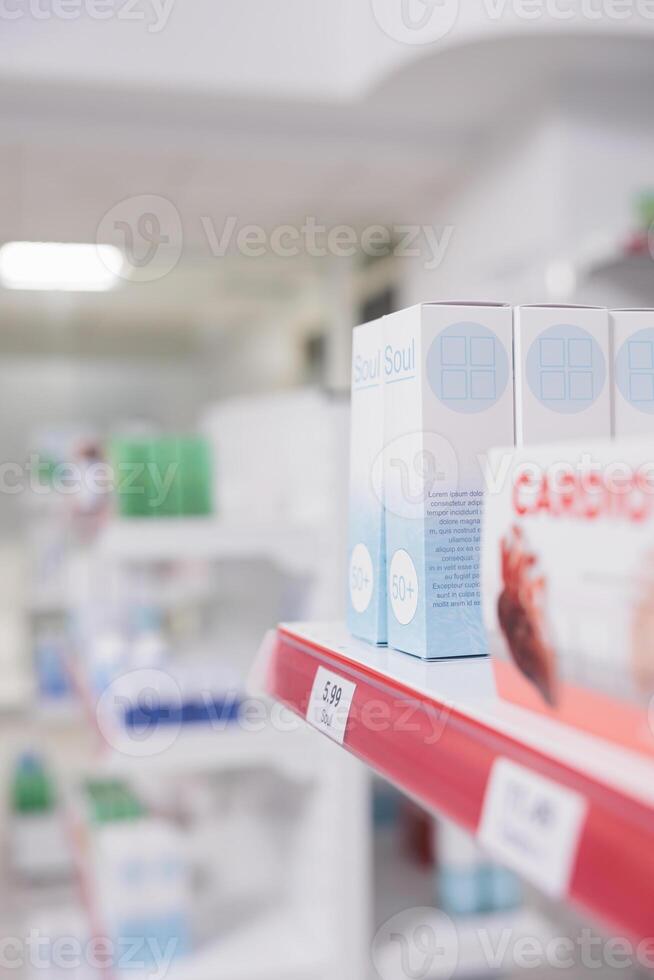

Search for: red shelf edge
xmin=266 ymin=625 xmax=654 ymax=944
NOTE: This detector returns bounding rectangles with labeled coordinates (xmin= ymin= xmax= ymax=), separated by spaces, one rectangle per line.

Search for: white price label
xmin=478 ymin=758 xmax=587 ymax=897
xmin=306 ymin=666 xmax=356 ymax=745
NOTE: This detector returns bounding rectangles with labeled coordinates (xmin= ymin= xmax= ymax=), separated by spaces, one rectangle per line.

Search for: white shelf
xmin=97 ymin=519 xmax=316 ymax=574
xmin=567 ymin=230 xmax=653 ymax=293
xmin=98 ymin=724 xmax=316 ymax=783
xmin=165 ymin=910 xmax=325 ymax=980
xmin=504 ymin=229 xmax=654 ymax=304
xmin=271 ymin=622 xmax=654 ymax=808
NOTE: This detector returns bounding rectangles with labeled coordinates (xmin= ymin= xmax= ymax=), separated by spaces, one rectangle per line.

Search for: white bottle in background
xmin=92 ymin=813 xmax=191 ymax=970
xmin=435 ymin=818 xmax=521 ymax=916
xmin=436 ymin=819 xmax=485 ymax=916
xmin=10 ymin=753 xmax=73 ymax=883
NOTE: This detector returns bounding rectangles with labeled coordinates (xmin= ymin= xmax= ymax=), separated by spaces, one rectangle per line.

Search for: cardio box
xmin=514 ymin=305 xmax=611 ymax=444
xmin=482 ymin=437 xmax=654 ymax=759
xmin=611 ymin=309 xmax=654 ymax=436
xmin=384 ymin=303 xmax=514 ymax=659
xmin=347 ymin=317 xmax=387 ymax=644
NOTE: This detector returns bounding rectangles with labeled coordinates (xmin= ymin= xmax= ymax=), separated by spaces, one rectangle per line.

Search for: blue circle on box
xmin=426 ymin=322 xmax=509 ymax=414
xmin=615 ymin=326 xmax=654 ymax=415
xmin=525 ymin=324 xmax=606 ymax=414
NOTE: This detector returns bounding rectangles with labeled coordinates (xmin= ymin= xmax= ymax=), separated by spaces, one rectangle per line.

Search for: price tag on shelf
xmin=306 ymin=666 xmax=356 ymax=745
xmin=478 ymin=757 xmax=587 ymax=898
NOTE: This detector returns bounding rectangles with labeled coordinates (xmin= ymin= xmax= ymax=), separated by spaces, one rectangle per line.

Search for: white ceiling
xmin=1 ymin=8 xmax=654 ymax=348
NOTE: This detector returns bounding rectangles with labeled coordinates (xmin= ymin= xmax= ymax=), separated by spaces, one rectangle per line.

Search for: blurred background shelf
xmin=98 ymin=725 xmax=317 ymax=783
xmin=0 ymin=701 xmax=315 ymax=786
xmin=501 ymin=228 xmax=654 ymax=307
xmin=163 ymin=909 xmax=326 ymax=980
xmin=97 ymin=519 xmax=318 ymax=574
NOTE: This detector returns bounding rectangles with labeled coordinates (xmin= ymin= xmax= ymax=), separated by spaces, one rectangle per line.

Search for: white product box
xmin=514 ymin=305 xmax=611 ymax=445
xmin=611 ymin=309 xmax=654 ymax=436
xmin=347 ymin=318 xmax=386 ymax=644
xmin=94 ymin=818 xmax=191 ymax=960
xmin=481 ymin=436 xmax=654 ymax=759
xmin=384 ymin=303 xmax=514 ymax=659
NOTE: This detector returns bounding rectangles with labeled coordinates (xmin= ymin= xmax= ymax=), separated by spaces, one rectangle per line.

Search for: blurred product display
xmin=436 ymin=820 xmax=522 ymax=918
xmin=79 ymin=780 xmax=192 ymax=969
xmin=10 ymin=753 xmax=73 ymax=883
xmin=4 ymin=393 xmax=367 ymax=980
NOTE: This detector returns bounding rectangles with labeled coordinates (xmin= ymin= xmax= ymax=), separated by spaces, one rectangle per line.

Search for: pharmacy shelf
xmin=9 ymin=706 xmax=314 ymax=783
xmin=97 ymin=519 xmax=316 ymax=574
xmin=261 ymin=622 xmax=654 ymax=944
xmin=166 ymin=910 xmax=325 ymax=980
xmin=496 ymin=228 xmax=654 ymax=305
xmin=99 ymin=725 xmax=316 ymax=783
xmin=573 ymin=229 xmax=654 ymax=300
xmin=62 ymin=649 xmax=314 ymax=781
xmin=68 ymin=802 xmax=325 ymax=980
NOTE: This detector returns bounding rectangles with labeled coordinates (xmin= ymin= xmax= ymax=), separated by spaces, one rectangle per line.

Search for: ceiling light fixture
xmin=0 ymin=241 xmax=124 ymax=292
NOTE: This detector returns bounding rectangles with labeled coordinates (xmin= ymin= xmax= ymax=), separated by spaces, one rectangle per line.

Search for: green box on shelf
xmin=152 ymin=437 xmax=183 ymax=517
xmin=179 ymin=437 xmax=213 ymax=516
xmin=111 ymin=435 xmax=214 ymax=518
xmin=111 ymin=437 xmax=156 ymax=518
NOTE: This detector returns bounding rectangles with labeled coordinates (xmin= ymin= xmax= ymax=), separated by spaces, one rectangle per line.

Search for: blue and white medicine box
xmin=384 ymin=302 xmax=514 ymax=659
xmin=347 ymin=317 xmax=387 ymax=645
xmin=611 ymin=308 xmax=654 ymax=436
xmin=514 ymin=304 xmax=611 ymax=445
